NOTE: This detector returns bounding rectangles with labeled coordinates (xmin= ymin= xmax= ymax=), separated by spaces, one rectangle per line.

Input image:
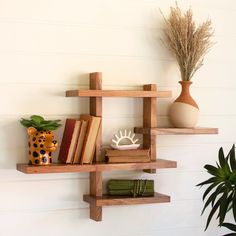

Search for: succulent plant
xmin=20 ymin=115 xmax=61 ymax=131
xmin=197 ymin=144 xmax=236 ymax=234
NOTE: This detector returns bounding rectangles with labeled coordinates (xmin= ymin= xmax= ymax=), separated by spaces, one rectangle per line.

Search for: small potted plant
xmin=162 ymin=4 xmax=214 ymax=128
xmin=197 ymin=145 xmax=236 ymax=235
xmin=20 ymin=115 xmax=61 ymax=165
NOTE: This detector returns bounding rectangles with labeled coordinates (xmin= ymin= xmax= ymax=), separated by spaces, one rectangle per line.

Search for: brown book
xmin=105 ymin=149 xmax=150 ymax=157
xmin=58 ymin=119 xmax=81 ymax=163
xmin=105 ymin=155 xmax=150 ymax=163
xmin=73 ymin=120 xmax=88 ymax=164
xmin=80 ymin=115 xmax=101 ymax=164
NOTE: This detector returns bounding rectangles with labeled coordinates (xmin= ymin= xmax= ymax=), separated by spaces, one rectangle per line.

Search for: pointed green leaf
xmin=196 ymin=177 xmax=218 ymax=187
xmin=230 ymin=144 xmax=236 ymax=171
xmin=223 ymin=233 xmax=236 ymax=236
xmin=221 ymin=156 xmax=231 ymax=176
xmin=222 ymin=223 xmax=236 ymax=232
xmin=212 ymin=185 xmax=226 ymax=207
xmin=202 ymin=186 xmax=224 ymax=215
xmin=204 ymin=165 xmax=219 ymax=176
xmin=219 ymin=191 xmax=230 ymax=225
xmin=219 ymin=147 xmax=226 ymax=168
xmin=203 ymin=182 xmax=221 ymax=201
xmin=205 ymin=196 xmax=222 ymax=230
xmin=204 ymin=164 xmax=218 ymax=172
xmin=233 ymin=198 xmax=236 ymax=222
xmin=224 ymin=162 xmax=231 ymax=176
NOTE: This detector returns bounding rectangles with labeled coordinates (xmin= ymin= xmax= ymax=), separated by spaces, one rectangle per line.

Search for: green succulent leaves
xmin=20 ymin=115 xmax=61 ymax=131
xmin=197 ymin=145 xmax=236 ymax=233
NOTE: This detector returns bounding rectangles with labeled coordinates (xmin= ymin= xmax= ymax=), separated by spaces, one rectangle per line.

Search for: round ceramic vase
xmin=169 ymin=81 xmax=199 ymax=128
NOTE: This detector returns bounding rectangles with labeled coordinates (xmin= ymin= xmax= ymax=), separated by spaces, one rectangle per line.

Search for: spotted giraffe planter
xmin=169 ymin=81 xmax=199 ymax=128
xmin=27 ymin=127 xmax=58 ymax=165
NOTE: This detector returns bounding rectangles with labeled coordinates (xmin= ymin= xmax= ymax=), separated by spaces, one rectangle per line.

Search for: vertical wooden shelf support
xmin=89 ymin=72 xmax=103 ymax=221
xmin=143 ymin=84 xmax=157 ymax=173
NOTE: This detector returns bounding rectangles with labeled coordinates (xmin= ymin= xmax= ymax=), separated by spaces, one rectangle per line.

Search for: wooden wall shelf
xmin=134 ymin=127 xmax=218 ymax=135
xmin=66 ymin=89 xmax=171 ymax=98
xmin=16 ymin=72 xmax=218 ymax=221
xmin=83 ymin=192 xmax=170 ymax=206
xmin=17 ymin=159 xmax=177 ymax=174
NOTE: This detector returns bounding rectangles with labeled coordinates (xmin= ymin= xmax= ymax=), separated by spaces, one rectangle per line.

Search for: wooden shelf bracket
xmin=143 ymin=84 xmax=157 ymax=173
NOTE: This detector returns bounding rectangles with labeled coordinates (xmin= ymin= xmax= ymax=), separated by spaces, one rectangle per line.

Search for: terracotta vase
xmin=169 ymin=81 xmax=199 ymax=128
xmin=27 ymin=127 xmax=58 ymax=165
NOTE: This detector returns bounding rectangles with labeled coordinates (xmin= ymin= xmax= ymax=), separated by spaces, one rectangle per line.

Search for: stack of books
xmin=105 ymin=149 xmax=150 ymax=163
xmin=58 ymin=115 xmax=101 ymax=164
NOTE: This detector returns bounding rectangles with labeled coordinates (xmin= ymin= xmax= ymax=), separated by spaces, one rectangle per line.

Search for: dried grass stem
xmin=162 ymin=4 xmax=214 ymax=81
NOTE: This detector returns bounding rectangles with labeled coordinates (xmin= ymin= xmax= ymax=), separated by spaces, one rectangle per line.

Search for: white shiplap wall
xmin=0 ymin=0 xmax=235 ymax=235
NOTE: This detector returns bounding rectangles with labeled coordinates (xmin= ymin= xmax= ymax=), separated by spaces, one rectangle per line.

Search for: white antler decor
xmin=110 ymin=129 xmax=140 ymax=150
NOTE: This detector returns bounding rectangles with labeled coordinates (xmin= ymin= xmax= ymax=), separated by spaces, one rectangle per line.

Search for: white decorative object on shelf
xmin=110 ymin=129 xmax=140 ymax=150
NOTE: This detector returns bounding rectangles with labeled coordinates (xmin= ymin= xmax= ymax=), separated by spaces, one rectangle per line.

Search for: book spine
xmin=58 ymin=119 xmax=76 ymax=163
xmin=107 ymin=179 xmax=154 ymax=197
xmin=105 ymin=155 xmax=150 ymax=163
xmin=106 ymin=149 xmax=150 ymax=157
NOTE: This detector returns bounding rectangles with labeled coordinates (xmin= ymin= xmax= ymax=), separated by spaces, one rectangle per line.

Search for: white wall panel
xmin=0 ymin=0 xmax=234 ymax=235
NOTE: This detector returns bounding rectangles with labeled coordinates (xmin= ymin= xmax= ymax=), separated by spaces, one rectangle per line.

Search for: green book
xmin=107 ymin=179 xmax=154 ymax=197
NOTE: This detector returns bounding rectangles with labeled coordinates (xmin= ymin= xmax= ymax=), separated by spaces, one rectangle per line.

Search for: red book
xmin=58 ymin=119 xmax=79 ymax=163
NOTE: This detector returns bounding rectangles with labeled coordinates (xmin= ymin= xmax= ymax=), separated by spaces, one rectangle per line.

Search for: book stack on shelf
xmin=105 ymin=149 xmax=150 ymax=163
xmin=58 ymin=114 xmax=101 ymax=164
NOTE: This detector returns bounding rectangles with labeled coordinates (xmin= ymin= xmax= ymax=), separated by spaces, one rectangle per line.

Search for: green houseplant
xmin=197 ymin=144 xmax=236 ymax=235
xmin=161 ymin=4 xmax=214 ymax=128
xmin=20 ymin=115 xmax=61 ymax=131
xmin=20 ymin=115 xmax=61 ymax=165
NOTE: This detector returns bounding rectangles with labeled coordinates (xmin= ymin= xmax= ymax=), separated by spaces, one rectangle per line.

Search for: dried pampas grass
xmin=162 ymin=4 xmax=214 ymax=81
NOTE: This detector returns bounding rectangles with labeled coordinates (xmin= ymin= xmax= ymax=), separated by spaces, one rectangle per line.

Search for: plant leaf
xmin=212 ymin=185 xmax=226 ymax=207
xmin=30 ymin=115 xmax=44 ymax=123
xmin=205 ymin=195 xmax=223 ymax=230
xmin=201 ymin=185 xmax=225 ymax=215
xmin=20 ymin=115 xmax=61 ymax=131
xmin=219 ymin=191 xmax=230 ymax=225
xmin=230 ymin=144 xmax=236 ymax=171
xmin=204 ymin=164 xmax=219 ymax=176
xmin=196 ymin=177 xmax=218 ymax=187
xmin=219 ymin=147 xmax=226 ymax=168
xmin=232 ymin=198 xmax=236 ymax=222
xmin=223 ymin=234 xmax=236 ymax=236
xmin=43 ymin=126 xmax=58 ymax=131
xmin=41 ymin=119 xmax=61 ymax=124
xmin=20 ymin=119 xmax=32 ymax=128
xmin=203 ymin=182 xmax=221 ymax=201
xmin=222 ymin=223 xmax=236 ymax=232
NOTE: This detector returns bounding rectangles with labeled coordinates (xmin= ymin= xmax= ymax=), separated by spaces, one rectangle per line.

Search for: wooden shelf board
xmin=66 ymin=90 xmax=171 ymax=98
xmin=83 ymin=192 xmax=170 ymax=206
xmin=16 ymin=159 xmax=177 ymax=174
xmin=16 ymin=163 xmax=96 ymax=174
xmin=134 ymin=127 xmax=218 ymax=135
